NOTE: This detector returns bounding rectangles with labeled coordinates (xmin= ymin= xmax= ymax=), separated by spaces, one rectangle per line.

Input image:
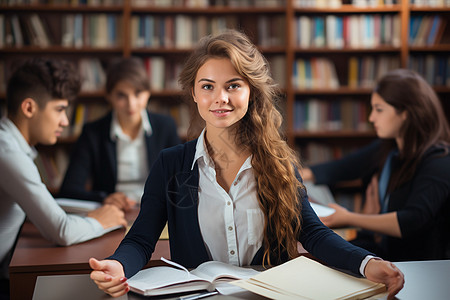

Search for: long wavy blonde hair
xmin=179 ymin=29 xmax=303 ymax=265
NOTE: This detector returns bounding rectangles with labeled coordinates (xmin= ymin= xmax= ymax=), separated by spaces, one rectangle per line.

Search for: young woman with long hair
xmin=89 ymin=30 xmax=404 ymax=298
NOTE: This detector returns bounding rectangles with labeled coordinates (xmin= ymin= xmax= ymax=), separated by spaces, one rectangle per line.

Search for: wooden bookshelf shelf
xmin=131 ymin=6 xmax=286 ymax=14
xmin=0 ymin=4 xmax=124 ymax=12
xmin=294 ymin=87 xmax=373 ymax=95
xmin=294 ymin=5 xmax=401 ymax=14
xmin=293 ymin=46 xmax=401 ymax=53
xmin=409 ymin=6 xmax=450 ymax=12
xmin=409 ymin=45 xmax=450 ymax=52
xmin=293 ymin=131 xmax=376 ymax=138
xmin=0 ymin=46 xmax=124 ymax=54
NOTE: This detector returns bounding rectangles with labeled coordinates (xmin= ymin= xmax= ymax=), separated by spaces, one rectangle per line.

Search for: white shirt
xmin=194 ymin=130 xmax=264 ymax=266
xmin=111 ymin=110 xmax=151 ymax=203
xmin=0 ymin=117 xmax=114 ymax=279
xmin=193 ymin=129 xmax=372 ymax=275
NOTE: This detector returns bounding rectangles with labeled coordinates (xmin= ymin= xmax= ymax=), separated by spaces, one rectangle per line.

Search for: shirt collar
xmin=191 ymin=128 xmax=253 ymax=172
xmin=192 ymin=128 xmax=211 ymax=170
xmin=110 ymin=109 xmax=152 ymax=141
xmin=1 ymin=117 xmax=37 ymax=159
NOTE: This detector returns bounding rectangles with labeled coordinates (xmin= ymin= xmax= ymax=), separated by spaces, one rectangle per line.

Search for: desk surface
xmin=32 ymin=260 xmax=450 ymax=300
xmin=9 ymin=208 xmax=170 ymax=300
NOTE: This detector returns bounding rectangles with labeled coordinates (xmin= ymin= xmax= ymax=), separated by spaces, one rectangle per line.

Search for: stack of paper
xmin=231 ymin=256 xmax=386 ymax=300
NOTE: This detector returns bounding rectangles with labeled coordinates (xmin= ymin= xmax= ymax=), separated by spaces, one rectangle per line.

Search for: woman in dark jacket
xmin=302 ymin=69 xmax=450 ymax=261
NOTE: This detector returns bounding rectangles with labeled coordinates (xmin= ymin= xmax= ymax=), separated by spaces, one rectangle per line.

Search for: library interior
xmin=0 ymin=0 xmax=449 ymax=299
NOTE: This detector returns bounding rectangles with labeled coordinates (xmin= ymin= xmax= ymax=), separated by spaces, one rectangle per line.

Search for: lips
xmin=210 ymin=108 xmax=233 ymax=117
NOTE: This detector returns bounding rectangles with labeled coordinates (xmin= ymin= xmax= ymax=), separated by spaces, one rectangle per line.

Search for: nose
xmin=128 ymin=94 xmax=138 ymax=110
xmin=216 ymin=89 xmax=229 ymax=105
xmin=61 ymin=111 xmax=69 ymax=127
xmin=368 ymin=110 xmax=375 ymax=123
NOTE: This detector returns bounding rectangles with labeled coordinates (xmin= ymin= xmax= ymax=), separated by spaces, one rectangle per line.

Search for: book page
xmin=191 ymin=261 xmax=260 ymax=283
xmin=191 ymin=261 xmax=261 ymax=296
xmin=128 ymin=266 xmax=209 ymax=296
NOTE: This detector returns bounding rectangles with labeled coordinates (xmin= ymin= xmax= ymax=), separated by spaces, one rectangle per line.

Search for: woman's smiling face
xmin=192 ymin=58 xmax=250 ymax=133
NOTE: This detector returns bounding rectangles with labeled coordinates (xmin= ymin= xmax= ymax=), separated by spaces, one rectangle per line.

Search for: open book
xmin=231 ymin=256 xmax=386 ymax=300
xmin=127 ymin=257 xmax=260 ymax=296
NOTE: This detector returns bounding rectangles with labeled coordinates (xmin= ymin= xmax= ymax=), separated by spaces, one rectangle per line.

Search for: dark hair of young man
xmin=6 ymin=58 xmax=81 ymax=116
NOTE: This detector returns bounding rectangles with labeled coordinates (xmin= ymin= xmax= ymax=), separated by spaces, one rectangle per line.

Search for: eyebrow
xmin=197 ymin=78 xmax=244 ymax=84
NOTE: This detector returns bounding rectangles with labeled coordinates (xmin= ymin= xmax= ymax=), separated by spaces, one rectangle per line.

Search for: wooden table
xmin=9 ymin=208 xmax=170 ymax=300
xmin=32 ymin=260 xmax=450 ymax=300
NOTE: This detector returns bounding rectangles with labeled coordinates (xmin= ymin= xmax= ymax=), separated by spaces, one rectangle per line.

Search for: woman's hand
xmin=363 ymin=175 xmax=381 ymax=215
xmin=104 ymin=192 xmax=137 ymax=211
xmin=87 ymin=204 xmax=127 ymax=229
xmin=89 ymin=258 xmax=129 ymax=297
xmin=365 ymin=258 xmax=405 ymax=299
xmin=319 ymin=203 xmax=351 ymax=228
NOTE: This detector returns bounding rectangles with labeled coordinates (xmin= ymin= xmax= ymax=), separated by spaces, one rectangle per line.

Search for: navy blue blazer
xmin=109 ymin=140 xmax=372 ymax=278
xmin=59 ymin=111 xmax=181 ymax=202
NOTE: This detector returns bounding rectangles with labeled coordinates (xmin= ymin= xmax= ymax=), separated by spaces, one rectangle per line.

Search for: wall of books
xmin=0 ymin=0 xmax=449 ymax=192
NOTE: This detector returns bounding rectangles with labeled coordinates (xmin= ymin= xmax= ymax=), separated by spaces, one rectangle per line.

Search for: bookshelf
xmin=0 ymin=0 xmax=450 ymax=191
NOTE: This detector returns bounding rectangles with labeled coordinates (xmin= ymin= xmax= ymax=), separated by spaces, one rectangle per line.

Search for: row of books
xmin=410 ymin=0 xmax=450 ymax=6
xmin=132 ymin=0 xmax=284 ymax=7
xmin=409 ymin=15 xmax=447 ymax=46
xmin=348 ymin=55 xmax=401 ymax=88
xmin=131 ymin=15 xmax=238 ymax=49
xmin=292 ymin=58 xmax=339 ymax=89
xmin=79 ymin=58 xmax=106 ymax=92
xmin=131 ymin=15 xmax=285 ymax=49
xmin=292 ymin=55 xmax=401 ymax=90
xmin=293 ymin=98 xmax=371 ymax=132
xmin=297 ymin=142 xmax=363 ymax=165
xmin=148 ymin=101 xmax=190 ymax=138
xmin=294 ymin=0 xmax=397 ymax=7
xmin=0 ymin=13 xmax=122 ymax=48
xmin=295 ymin=14 xmax=401 ymax=49
xmin=35 ymin=148 xmax=69 ymax=191
xmin=143 ymin=56 xmax=183 ymax=91
xmin=0 ymin=0 xmax=123 ymax=5
xmin=409 ymin=55 xmax=450 ymax=87
xmin=62 ymin=14 xmax=122 ymax=48
xmin=69 ymin=102 xmax=109 ymax=137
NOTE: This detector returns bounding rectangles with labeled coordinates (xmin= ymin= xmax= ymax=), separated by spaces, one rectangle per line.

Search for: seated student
xmin=301 ymin=69 xmax=450 ymax=261
xmin=89 ymin=30 xmax=404 ymax=299
xmin=59 ymin=57 xmax=180 ymax=210
xmin=0 ymin=58 xmax=127 ymax=297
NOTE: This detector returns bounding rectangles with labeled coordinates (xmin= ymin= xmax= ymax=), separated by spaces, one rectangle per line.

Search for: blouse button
xmin=230 ymin=250 xmax=235 ymax=255
xmin=228 ymin=226 xmax=233 ymax=231
xmin=227 ymin=201 xmax=231 ymax=206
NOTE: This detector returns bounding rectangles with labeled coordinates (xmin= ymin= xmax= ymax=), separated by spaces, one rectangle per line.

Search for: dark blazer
xmin=311 ymin=140 xmax=450 ymax=261
xmin=109 ymin=140 xmax=372 ymax=278
xmin=59 ymin=111 xmax=181 ymax=202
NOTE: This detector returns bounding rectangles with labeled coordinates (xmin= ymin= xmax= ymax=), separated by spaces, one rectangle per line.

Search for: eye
xmin=201 ymin=84 xmax=213 ymax=90
xmin=228 ymin=83 xmax=240 ymax=90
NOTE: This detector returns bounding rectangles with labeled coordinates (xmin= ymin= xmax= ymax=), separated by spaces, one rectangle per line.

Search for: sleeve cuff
xmin=360 ymin=255 xmax=381 ymax=277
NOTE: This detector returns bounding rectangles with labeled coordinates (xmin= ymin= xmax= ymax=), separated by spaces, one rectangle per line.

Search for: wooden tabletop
xmin=9 ymin=207 xmax=170 ymax=300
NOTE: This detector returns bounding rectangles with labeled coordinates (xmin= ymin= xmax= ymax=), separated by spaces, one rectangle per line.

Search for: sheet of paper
xmin=303 ymin=181 xmax=336 ymax=205
xmin=55 ymin=198 xmax=101 ymax=214
xmin=233 ymin=256 xmax=385 ymax=300
xmin=309 ymin=202 xmax=336 ymax=217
